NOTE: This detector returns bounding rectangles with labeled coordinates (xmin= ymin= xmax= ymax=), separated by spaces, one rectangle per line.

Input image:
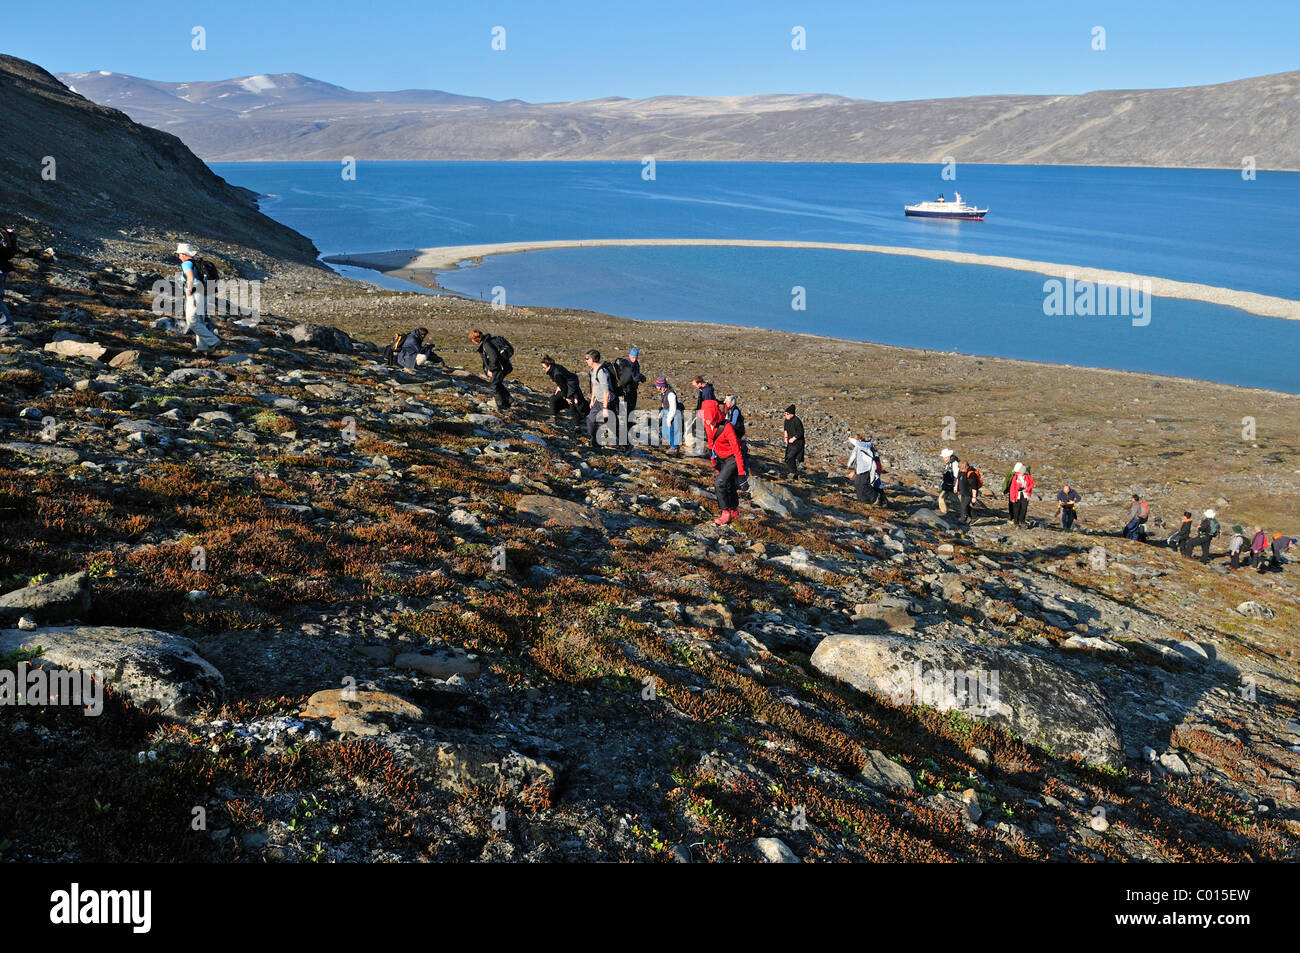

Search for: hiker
xmin=691 ymin=376 xmax=716 ymax=411
xmin=1001 ymin=465 xmax=1017 ymax=521
xmin=584 ymin=349 xmax=615 ymax=449
xmin=541 ymin=355 xmax=588 ymax=427
xmin=1267 ymin=533 xmax=1296 ymax=572
xmin=0 ymin=227 xmax=17 ymax=335
xmin=937 ymin=448 xmax=961 ymax=514
xmin=1009 ymin=462 xmax=1034 ymax=527
xmin=1249 ymin=526 xmax=1269 ymax=568
xmin=1171 ymin=511 xmax=1194 ymax=550
xmin=1181 ymin=509 xmax=1218 ymax=562
xmin=654 ymin=375 xmax=681 ymax=451
xmin=469 ymin=329 xmax=512 ymax=411
xmin=1056 ymin=484 xmax=1082 ymax=531
xmin=613 ymin=347 xmax=646 ymax=419
xmin=956 ymin=461 xmax=977 ymax=524
xmin=1227 ymin=525 xmax=1247 ymax=569
xmin=847 ymin=435 xmax=884 ymax=505
xmin=965 ymin=462 xmax=984 ymax=510
xmin=723 ymin=395 xmax=749 ymax=472
xmin=782 ymin=405 xmax=805 ymax=476
xmin=176 ymin=243 xmax=220 ymax=352
xmin=396 ymin=327 xmax=429 ymax=371
xmin=700 ymin=398 xmax=745 ymax=526
xmin=1123 ymin=494 xmax=1149 ymax=540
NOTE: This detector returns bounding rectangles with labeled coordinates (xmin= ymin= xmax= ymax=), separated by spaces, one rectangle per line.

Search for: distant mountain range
xmin=58 ymin=68 xmax=1300 ymax=169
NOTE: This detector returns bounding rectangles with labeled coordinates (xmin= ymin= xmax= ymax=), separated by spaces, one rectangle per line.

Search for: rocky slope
xmin=57 ymin=68 xmax=1300 ymax=169
xmin=0 ymin=55 xmax=319 ymax=264
xmin=2 ymin=244 xmax=1298 ymax=862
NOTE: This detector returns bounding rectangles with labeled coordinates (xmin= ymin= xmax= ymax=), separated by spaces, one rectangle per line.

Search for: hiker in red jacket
xmin=700 ymin=399 xmax=745 ymax=526
xmin=1008 ymin=462 xmax=1034 ymax=527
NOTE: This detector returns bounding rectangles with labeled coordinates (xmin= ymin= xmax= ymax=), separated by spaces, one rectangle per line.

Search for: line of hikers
xmin=392 ymin=333 xmax=1294 ymax=566
xmin=934 ymin=448 xmax=1295 ymax=571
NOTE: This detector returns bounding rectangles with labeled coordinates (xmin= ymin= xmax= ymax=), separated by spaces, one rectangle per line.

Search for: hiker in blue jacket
xmin=397 ymin=327 xmax=428 ymax=371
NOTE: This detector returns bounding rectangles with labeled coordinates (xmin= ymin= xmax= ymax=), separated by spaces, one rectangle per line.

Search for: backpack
xmin=486 ymin=335 xmax=513 ymax=374
xmin=613 ymin=357 xmax=645 ymax=395
xmin=600 ymin=361 xmax=625 ymax=398
xmin=1138 ymin=501 xmax=1149 ymax=521
xmin=1002 ymin=469 xmax=1014 ymax=495
xmin=1208 ymin=518 xmax=1220 ymax=538
xmin=192 ymin=257 xmax=220 ymax=284
xmin=728 ymin=407 xmax=746 ymax=440
xmin=941 ymin=460 xmax=958 ymax=492
xmin=968 ymin=466 xmax=983 ymax=490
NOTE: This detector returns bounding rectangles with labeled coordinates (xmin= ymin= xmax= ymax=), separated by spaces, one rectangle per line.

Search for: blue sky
xmin=7 ymin=0 xmax=1296 ymax=101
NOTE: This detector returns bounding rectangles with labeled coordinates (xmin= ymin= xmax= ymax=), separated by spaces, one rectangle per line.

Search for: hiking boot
xmin=714 ymin=510 xmax=734 ymax=526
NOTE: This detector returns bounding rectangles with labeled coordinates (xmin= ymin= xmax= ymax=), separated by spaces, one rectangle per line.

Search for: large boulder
xmin=289 ymin=323 xmax=354 ymax=353
xmin=515 ymin=495 xmax=607 ymax=531
xmin=0 ymin=625 xmax=223 ymax=715
xmin=1235 ymin=601 xmax=1274 ymax=619
xmin=0 ymin=571 xmax=91 ymax=626
xmin=746 ymin=477 xmax=801 ymax=518
xmin=811 ymin=632 xmax=1123 ymax=768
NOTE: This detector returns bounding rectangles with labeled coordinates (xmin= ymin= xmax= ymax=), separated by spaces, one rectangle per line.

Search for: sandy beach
xmin=325 ymin=239 xmax=1300 ymax=321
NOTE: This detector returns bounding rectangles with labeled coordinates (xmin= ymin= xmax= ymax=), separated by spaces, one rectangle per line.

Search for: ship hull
xmin=904 ymin=208 xmax=986 ymax=220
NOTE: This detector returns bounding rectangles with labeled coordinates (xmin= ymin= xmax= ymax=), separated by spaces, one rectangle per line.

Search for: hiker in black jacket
xmin=956 ymin=461 xmax=976 ymax=524
xmin=541 ymin=354 xmax=588 ymax=426
xmin=0 ymin=228 xmax=16 ymax=335
xmin=782 ymin=405 xmax=805 ymax=476
xmin=614 ymin=347 xmax=646 ymax=417
xmin=469 ymin=329 xmax=512 ymax=410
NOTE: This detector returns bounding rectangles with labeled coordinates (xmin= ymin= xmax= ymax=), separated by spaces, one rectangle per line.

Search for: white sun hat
xmin=176 ymin=242 xmax=195 ymax=256
xmin=941 ymin=448 xmax=953 ymax=458
xmin=1013 ymin=462 xmax=1024 ymax=473
xmin=1205 ymin=509 xmax=1216 ymax=518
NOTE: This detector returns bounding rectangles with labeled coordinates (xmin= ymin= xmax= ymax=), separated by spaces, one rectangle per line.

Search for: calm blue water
xmin=211 ymin=161 xmax=1300 ymax=391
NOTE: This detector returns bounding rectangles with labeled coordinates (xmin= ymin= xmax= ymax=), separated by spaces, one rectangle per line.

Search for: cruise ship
xmin=904 ymin=191 xmax=988 ymax=220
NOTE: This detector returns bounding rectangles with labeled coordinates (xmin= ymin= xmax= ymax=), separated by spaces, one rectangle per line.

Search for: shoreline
xmin=325 ymin=239 xmax=1300 ymax=321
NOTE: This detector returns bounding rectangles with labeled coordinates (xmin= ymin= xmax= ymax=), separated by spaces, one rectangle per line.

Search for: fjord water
xmin=212 ymin=161 xmax=1300 ymax=391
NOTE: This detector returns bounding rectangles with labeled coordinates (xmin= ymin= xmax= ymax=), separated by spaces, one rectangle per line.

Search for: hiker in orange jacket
xmin=700 ymin=398 xmax=745 ymax=526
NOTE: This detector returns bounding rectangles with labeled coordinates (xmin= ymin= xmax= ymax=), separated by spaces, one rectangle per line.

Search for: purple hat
xmin=654 ymin=375 xmax=667 ymax=387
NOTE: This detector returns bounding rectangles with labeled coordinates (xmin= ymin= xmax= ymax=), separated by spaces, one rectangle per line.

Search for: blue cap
xmin=629 ymin=347 xmax=639 ymax=357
